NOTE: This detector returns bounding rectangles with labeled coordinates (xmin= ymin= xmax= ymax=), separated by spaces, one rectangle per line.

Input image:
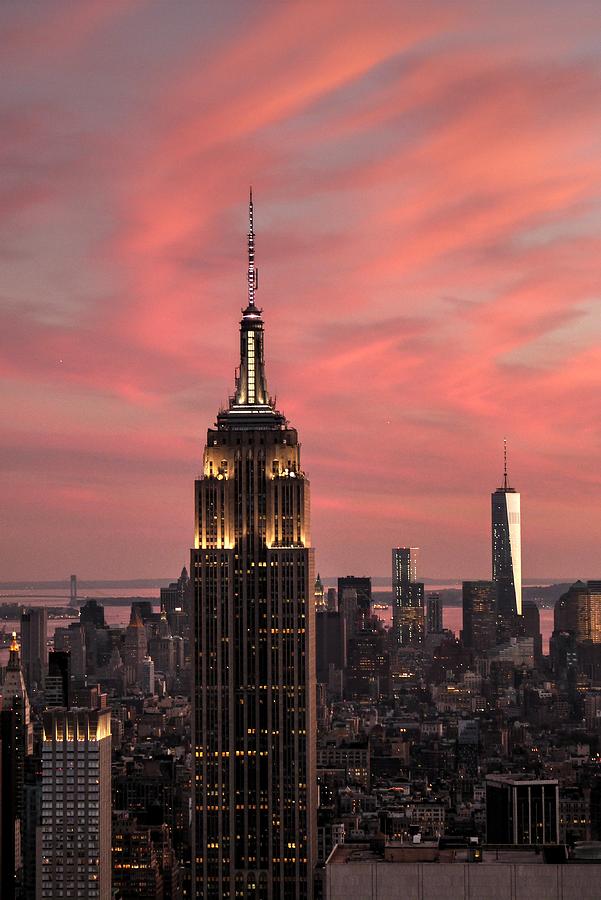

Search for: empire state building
xmin=191 ymin=193 xmax=316 ymax=899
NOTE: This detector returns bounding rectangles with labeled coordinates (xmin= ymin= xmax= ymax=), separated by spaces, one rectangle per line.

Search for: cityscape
xmin=2 ymin=4 xmax=601 ymax=900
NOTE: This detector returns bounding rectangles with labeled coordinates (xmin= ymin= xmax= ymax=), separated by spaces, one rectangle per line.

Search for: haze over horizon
xmin=2 ymin=2 xmax=601 ymax=581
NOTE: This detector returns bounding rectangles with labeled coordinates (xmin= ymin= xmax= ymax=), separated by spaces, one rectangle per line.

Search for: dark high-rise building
xmin=522 ymin=601 xmax=543 ymax=663
xmin=554 ymin=580 xmax=601 ymax=644
xmin=46 ymin=650 xmax=71 ymax=707
xmin=392 ymin=548 xmax=424 ymax=646
xmin=112 ymin=816 xmax=163 ymax=900
xmin=314 ymin=573 xmax=326 ymax=613
xmin=491 ymin=441 xmax=522 ymax=622
xmin=316 ymin=612 xmax=346 ymax=684
xmin=22 ymin=753 xmax=42 ymax=900
xmin=54 ymin=622 xmax=87 ymax=678
xmin=426 ymin=592 xmax=443 ymax=634
xmin=346 ymin=627 xmax=389 ymax=699
xmin=191 ymin=193 xmax=316 ymax=899
xmin=160 ymin=566 xmax=190 ymax=616
xmin=337 ymin=577 xmax=371 ymax=613
xmin=0 ymin=635 xmax=33 ymax=900
xmin=486 ymin=774 xmax=559 ymax=845
xmin=462 ymin=581 xmax=497 ymax=652
xmin=20 ymin=606 xmax=47 ymax=690
xmin=80 ymin=598 xmax=106 ymax=628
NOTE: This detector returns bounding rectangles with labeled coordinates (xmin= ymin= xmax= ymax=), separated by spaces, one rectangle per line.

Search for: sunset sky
xmin=2 ymin=1 xmax=601 ymax=581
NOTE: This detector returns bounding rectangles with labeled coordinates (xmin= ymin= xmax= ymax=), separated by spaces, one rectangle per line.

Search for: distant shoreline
xmin=0 ymin=577 xmax=577 ymax=590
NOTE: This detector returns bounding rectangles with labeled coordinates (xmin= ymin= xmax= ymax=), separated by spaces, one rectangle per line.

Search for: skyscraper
xmin=491 ymin=441 xmax=522 ymax=621
xmin=462 ymin=581 xmax=497 ymax=652
xmin=46 ymin=650 xmax=71 ymax=708
xmin=191 ymin=192 xmax=316 ymax=899
xmin=486 ymin=774 xmax=559 ymax=845
xmin=123 ymin=604 xmax=148 ymax=687
xmin=337 ymin=576 xmax=371 ymax=613
xmin=314 ymin=573 xmax=326 ymax=613
xmin=426 ymin=592 xmax=443 ymax=634
xmin=392 ymin=548 xmax=424 ymax=646
xmin=554 ymin=580 xmax=601 ymax=644
xmin=39 ymin=707 xmax=112 ymax=900
xmin=0 ymin=635 xmax=33 ymax=900
xmin=20 ymin=606 xmax=48 ymax=691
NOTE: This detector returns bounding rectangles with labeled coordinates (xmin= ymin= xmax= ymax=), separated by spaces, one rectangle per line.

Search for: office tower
xmin=554 ymin=580 xmax=601 ymax=643
xmin=491 ymin=441 xmax=522 ymax=622
xmin=148 ymin=612 xmax=177 ymax=685
xmin=346 ymin=627 xmax=390 ymax=699
xmin=426 ymin=592 xmax=443 ymax=634
xmin=160 ymin=566 xmax=190 ymax=616
xmin=462 ymin=581 xmax=497 ymax=652
xmin=46 ymin=650 xmax=71 ymax=707
xmin=140 ymin=656 xmax=155 ymax=695
xmin=80 ymin=598 xmax=106 ymax=628
xmin=23 ymin=753 xmax=42 ymax=900
xmin=392 ymin=548 xmax=424 ymax=646
xmin=70 ymin=574 xmax=78 ymax=606
xmin=457 ymin=719 xmax=479 ymax=777
xmin=0 ymin=635 xmax=33 ymax=900
xmin=326 ymin=588 xmax=337 ymax=612
xmin=316 ymin=612 xmax=346 ymax=683
xmin=392 ymin=547 xmax=417 ymax=586
xmin=160 ymin=568 xmax=191 ymax=642
xmin=123 ymin=605 xmax=148 ymax=686
xmin=337 ymin=576 xmax=371 ymax=613
xmin=54 ymin=622 xmax=87 ymax=677
xmin=191 ymin=193 xmax=316 ymax=898
xmin=486 ymin=774 xmax=559 ymax=844
xmin=522 ymin=601 xmax=543 ymax=663
xmin=314 ymin=573 xmax=326 ymax=613
xmin=20 ymin=606 xmax=48 ymax=690
xmin=339 ymin=586 xmax=359 ymax=643
xmin=112 ymin=816 xmax=164 ymax=899
xmin=39 ymin=707 xmax=111 ymax=900
xmin=132 ymin=600 xmax=154 ymax=623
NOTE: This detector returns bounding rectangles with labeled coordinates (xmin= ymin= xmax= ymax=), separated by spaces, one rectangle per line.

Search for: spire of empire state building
xmin=223 ymin=189 xmax=283 ymax=423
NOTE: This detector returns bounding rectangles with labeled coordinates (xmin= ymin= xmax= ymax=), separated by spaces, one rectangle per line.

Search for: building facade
xmin=491 ymin=443 xmax=522 ymax=622
xmin=426 ymin=592 xmax=443 ymax=634
xmin=20 ymin=607 xmax=48 ymax=691
xmin=554 ymin=581 xmax=601 ymax=644
xmin=0 ymin=634 xmax=33 ymax=900
xmin=392 ymin=548 xmax=424 ymax=646
xmin=486 ymin=774 xmax=559 ymax=845
xmin=462 ymin=581 xmax=497 ymax=652
xmin=191 ymin=193 xmax=316 ymax=898
xmin=38 ymin=707 xmax=112 ymax=900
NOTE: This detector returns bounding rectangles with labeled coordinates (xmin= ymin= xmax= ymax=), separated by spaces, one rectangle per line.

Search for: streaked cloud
xmin=1 ymin=0 xmax=600 ymax=579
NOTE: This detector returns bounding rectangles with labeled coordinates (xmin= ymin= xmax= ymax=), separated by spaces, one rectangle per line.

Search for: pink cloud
xmin=1 ymin=1 xmax=601 ymax=579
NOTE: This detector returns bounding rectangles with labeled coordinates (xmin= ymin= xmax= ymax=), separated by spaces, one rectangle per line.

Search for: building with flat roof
xmin=486 ymin=774 xmax=559 ymax=845
xmin=38 ymin=707 xmax=112 ymax=900
xmin=325 ymin=841 xmax=601 ymax=900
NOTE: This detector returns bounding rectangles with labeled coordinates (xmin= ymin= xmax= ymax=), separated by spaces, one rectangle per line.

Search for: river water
xmin=0 ymin=586 xmax=555 ymax=666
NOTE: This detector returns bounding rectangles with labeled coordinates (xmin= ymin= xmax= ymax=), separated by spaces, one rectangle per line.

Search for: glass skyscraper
xmin=392 ymin=547 xmax=424 ymax=646
xmin=491 ymin=443 xmax=522 ymax=621
xmin=191 ymin=193 xmax=316 ymax=899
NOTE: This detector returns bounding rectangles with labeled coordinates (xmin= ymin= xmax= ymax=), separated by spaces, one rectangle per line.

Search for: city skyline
xmin=2 ymin=2 xmax=601 ymax=582
xmin=3 ymin=6 xmax=601 ymax=899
